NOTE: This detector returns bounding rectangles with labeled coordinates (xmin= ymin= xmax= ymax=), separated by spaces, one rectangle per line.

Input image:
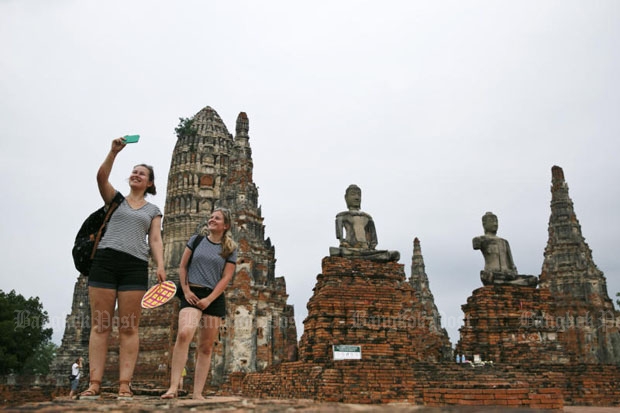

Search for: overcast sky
xmin=2 ymin=1 xmax=619 ymax=346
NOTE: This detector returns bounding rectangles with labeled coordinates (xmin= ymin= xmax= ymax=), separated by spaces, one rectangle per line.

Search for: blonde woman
xmin=161 ymin=208 xmax=237 ymax=400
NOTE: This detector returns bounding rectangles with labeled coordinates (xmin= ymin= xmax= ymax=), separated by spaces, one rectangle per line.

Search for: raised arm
xmin=97 ymin=137 xmax=126 ymax=204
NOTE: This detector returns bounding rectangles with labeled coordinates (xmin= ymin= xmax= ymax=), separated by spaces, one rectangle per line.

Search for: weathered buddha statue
xmin=472 ymin=212 xmax=538 ymax=287
xmin=329 ymin=184 xmax=399 ymax=262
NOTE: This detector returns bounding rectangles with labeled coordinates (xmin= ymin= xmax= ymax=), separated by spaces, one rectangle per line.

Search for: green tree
xmin=0 ymin=290 xmax=53 ymax=374
xmin=22 ymin=341 xmax=58 ymax=375
xmin=174 ymin=117 xmax=198 ymax=139
xmin=616 ymin=291 xmax=619 ymax=309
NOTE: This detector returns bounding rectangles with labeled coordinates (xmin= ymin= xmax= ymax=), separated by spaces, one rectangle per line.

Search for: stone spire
xmin=408 ymin=238 xmax=452 ymax=352
xmin=409 ymin=238 xmax=430 ymax=298
xmin=539 ymin=165 xmax=620 ymax=364
xmin=539 ymin=165 xmax=611 ymax=306
xmin=215 ymin=111 xmax=298 ymax=375
xmin=234 ymin=112 xmax=251 ymax=158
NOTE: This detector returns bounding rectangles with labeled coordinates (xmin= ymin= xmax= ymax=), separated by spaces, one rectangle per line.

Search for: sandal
xmin=160 ymin=391 xmax=177 ymax=399
xmin=117 ymin=380 xmax=134 ymax=400
xmin=80 ymin=380 xmax=101 ymax=400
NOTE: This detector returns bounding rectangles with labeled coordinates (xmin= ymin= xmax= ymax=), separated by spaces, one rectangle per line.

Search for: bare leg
xmin=162 ymin=308 xmax=202 ymax=398
xmin=192 ymin=315 xmax=221 ymax=400
xmin=82 ymin=287 xmax=116 ymax=395
xmin=117 ymin=290 xmax=144 ymax=395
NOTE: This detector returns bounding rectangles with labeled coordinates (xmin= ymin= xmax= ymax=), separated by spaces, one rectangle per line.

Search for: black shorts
xmin=88 ymin=248 xmax=148 ymax=291
xmin=178 ymin=285 xmax=226 ymax=318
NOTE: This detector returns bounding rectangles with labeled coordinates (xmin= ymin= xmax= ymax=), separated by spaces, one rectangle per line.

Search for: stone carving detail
xmin=329 ymin=184 xmax=399 ymax=262
xmin=472 ymin=211 xmax=537 ymax=287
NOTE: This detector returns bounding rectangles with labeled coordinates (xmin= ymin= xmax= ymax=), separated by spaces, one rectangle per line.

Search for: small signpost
xmin=333 ymin=344 xmax=362 ymax=360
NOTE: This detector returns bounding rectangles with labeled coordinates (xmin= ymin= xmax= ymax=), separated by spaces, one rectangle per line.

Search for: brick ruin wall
xmin=227 ymin=362 xmax=619 ymax=409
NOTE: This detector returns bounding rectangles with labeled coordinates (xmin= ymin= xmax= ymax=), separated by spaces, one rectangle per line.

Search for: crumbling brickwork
xmin=299 ymin=256 xmax=450 ymax=364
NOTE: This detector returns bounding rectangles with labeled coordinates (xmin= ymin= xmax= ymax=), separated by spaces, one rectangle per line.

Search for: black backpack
xmin=72 ymin=192 xmax=125 ymax=276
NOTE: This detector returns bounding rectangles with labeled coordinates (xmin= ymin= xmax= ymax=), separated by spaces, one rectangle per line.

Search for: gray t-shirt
xmin=98 ymin=196 xmax=162 ymax=261
xmin=187 ymin=235 xmax=237 ymax=289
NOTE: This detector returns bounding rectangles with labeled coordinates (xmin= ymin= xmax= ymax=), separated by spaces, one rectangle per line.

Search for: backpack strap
xmin=177 ymin=235 xmax=204 ymax=292
xmin=187 ymin=235 xmax=204 ymax=267
xmin=90 ymin=192 xmax=125 ymax=259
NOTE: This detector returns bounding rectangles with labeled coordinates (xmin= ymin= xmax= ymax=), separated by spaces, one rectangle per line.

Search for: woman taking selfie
xmin=81 ymin=137 xmax=166 ymax=399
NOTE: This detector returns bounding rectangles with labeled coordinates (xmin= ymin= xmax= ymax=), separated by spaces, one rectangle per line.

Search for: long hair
xmin=201 ymin=207 xmax=237 ymax=259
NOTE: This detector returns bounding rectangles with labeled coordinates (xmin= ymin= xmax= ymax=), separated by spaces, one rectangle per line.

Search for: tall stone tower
xmin=408 ymin=237 xmax=452 ymax=358
xmin=539 ymin=165 xmax=620 ymax=364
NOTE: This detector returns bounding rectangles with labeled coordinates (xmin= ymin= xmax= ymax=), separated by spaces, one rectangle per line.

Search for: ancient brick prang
xmin=409 ymin=238 xmax=452 ymax=360
xmin=539 ymin=165 xmax=620 ymax=364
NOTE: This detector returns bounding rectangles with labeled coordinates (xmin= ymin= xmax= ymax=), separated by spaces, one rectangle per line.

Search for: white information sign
xmin=333 ymin=344 xmax=362 ymax=360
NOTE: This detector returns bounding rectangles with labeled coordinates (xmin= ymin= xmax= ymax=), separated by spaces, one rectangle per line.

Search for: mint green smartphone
xmin=123 ymin=134 xmax=140 ymax=144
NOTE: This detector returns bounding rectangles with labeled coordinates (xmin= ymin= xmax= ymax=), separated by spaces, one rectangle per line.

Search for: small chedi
xmin=329 ymin=184 xmax=399 ymax=262
xmin=472 ymin=211 xmax=538 ymax=287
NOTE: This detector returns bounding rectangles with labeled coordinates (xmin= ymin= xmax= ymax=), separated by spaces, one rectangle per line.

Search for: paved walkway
xmin=2 ymin=394 xmax=619 ymax=412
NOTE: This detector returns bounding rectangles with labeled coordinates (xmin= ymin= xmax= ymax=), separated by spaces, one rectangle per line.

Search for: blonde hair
xmin=201 ymin=207 xmax=237 ymax=259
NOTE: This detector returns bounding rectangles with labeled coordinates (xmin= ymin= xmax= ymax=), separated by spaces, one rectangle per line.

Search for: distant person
xmin=80 ymin=137 xmax=167 ymax=400
xmin=69 ymin=357 xmax=83 ymax=399
xmin=161 ymin=208 xmax=237 ymax=400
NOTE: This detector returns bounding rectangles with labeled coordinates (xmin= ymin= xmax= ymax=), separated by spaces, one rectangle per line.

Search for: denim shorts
xmin=70 ymin=378 xmax=79 ymax=391
xmin=178 ymin=285 xmax=226 ymax=318
xmin=88 ymin=248 xmax=148 ymax=291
